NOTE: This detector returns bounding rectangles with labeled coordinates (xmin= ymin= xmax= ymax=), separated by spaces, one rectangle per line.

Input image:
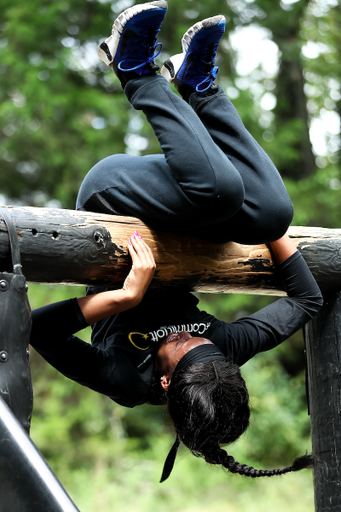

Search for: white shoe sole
xmin=98 ymin=1 xmax=167 ymax=66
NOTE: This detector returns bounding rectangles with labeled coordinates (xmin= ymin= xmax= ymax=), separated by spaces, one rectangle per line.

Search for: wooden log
xmin=304 ymin=293 xmax=341 ymax=512
xmin=0 ymin=205 xmax=341 ymax=294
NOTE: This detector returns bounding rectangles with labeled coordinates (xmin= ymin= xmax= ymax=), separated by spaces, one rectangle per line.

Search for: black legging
xmin=77 ymin=74 xmax=293 ymax=244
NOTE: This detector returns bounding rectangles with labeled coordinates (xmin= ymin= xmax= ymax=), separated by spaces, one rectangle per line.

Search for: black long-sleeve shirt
xmin=30 ymin=251 xmax=323 ymax=407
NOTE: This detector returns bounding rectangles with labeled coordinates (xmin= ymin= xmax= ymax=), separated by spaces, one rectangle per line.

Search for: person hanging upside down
xmin=30 ymin=1 xmax=323 ymax=482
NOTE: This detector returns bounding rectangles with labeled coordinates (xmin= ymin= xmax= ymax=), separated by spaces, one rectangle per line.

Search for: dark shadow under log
xmin=0 ymin=206 xmax=341 ymax=294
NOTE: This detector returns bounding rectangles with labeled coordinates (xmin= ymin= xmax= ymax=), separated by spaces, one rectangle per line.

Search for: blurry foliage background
xmin=1 ymin=0 xmax=340 ymax=510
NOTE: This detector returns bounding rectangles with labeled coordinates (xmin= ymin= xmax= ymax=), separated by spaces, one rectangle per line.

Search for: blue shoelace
xmin=196 ymin=65 xmax=219 ymax=92
xmin=118 ymin=42 xmax=163 ymax=72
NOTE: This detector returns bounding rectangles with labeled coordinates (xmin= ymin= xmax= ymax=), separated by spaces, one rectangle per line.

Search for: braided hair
xmin=166 ymin=358 xmax=318 ymax=478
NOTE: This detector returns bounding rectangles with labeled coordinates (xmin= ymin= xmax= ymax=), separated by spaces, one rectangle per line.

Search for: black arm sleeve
xmin=31 ymin=299 xmax=89 ymax=350
xmin=30 ymin=299 xmax=109 ymax=391
xmin=30 ymin=299 xmax=149 ymax=405
xmin=219 ymin=251 xmax=323 ymax=366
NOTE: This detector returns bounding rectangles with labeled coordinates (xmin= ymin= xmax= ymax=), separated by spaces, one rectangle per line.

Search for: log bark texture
xmin=0 ymin=206 xmax=341 ymax=294
xmin=304 ymin=293 xmax=341 ymax=512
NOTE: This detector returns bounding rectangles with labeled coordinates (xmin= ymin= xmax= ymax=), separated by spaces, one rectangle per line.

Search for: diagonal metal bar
xmin=0 ymin=396 xmax=81 ymax=512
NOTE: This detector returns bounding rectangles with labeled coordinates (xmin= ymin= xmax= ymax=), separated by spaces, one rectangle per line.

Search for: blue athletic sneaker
xmin=161 ymin=15 xmax=225 ymax=94
xmin=98 ymin=1 xmax=167 ymax=84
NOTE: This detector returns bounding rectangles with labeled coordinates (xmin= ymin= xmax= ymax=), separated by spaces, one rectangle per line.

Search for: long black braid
xmin=216 ymin=450 xmax=318 ymax=478
xmin=166 ymin=358 xmax=318 ymax=478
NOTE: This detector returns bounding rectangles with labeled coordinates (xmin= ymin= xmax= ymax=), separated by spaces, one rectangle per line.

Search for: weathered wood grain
xmin=304 ymin=293 xmax=341 ymax=512
xmin=0 ymin=206 xmax=341 ymax=294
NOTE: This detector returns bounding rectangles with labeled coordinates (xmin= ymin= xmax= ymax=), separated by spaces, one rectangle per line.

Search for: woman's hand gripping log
xmin=77 ymin=231 xmax=156 ymax=325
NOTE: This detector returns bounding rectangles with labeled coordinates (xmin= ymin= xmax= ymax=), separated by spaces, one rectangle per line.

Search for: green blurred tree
xmin=0 ymin=0 xmax=130 ymax=207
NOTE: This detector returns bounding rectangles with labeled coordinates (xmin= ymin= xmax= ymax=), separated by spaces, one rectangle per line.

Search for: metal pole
xmin=0 ymin=397 xmax=81 ymax=512
xmin=304 ymin=292 xmax=341 ymax=511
